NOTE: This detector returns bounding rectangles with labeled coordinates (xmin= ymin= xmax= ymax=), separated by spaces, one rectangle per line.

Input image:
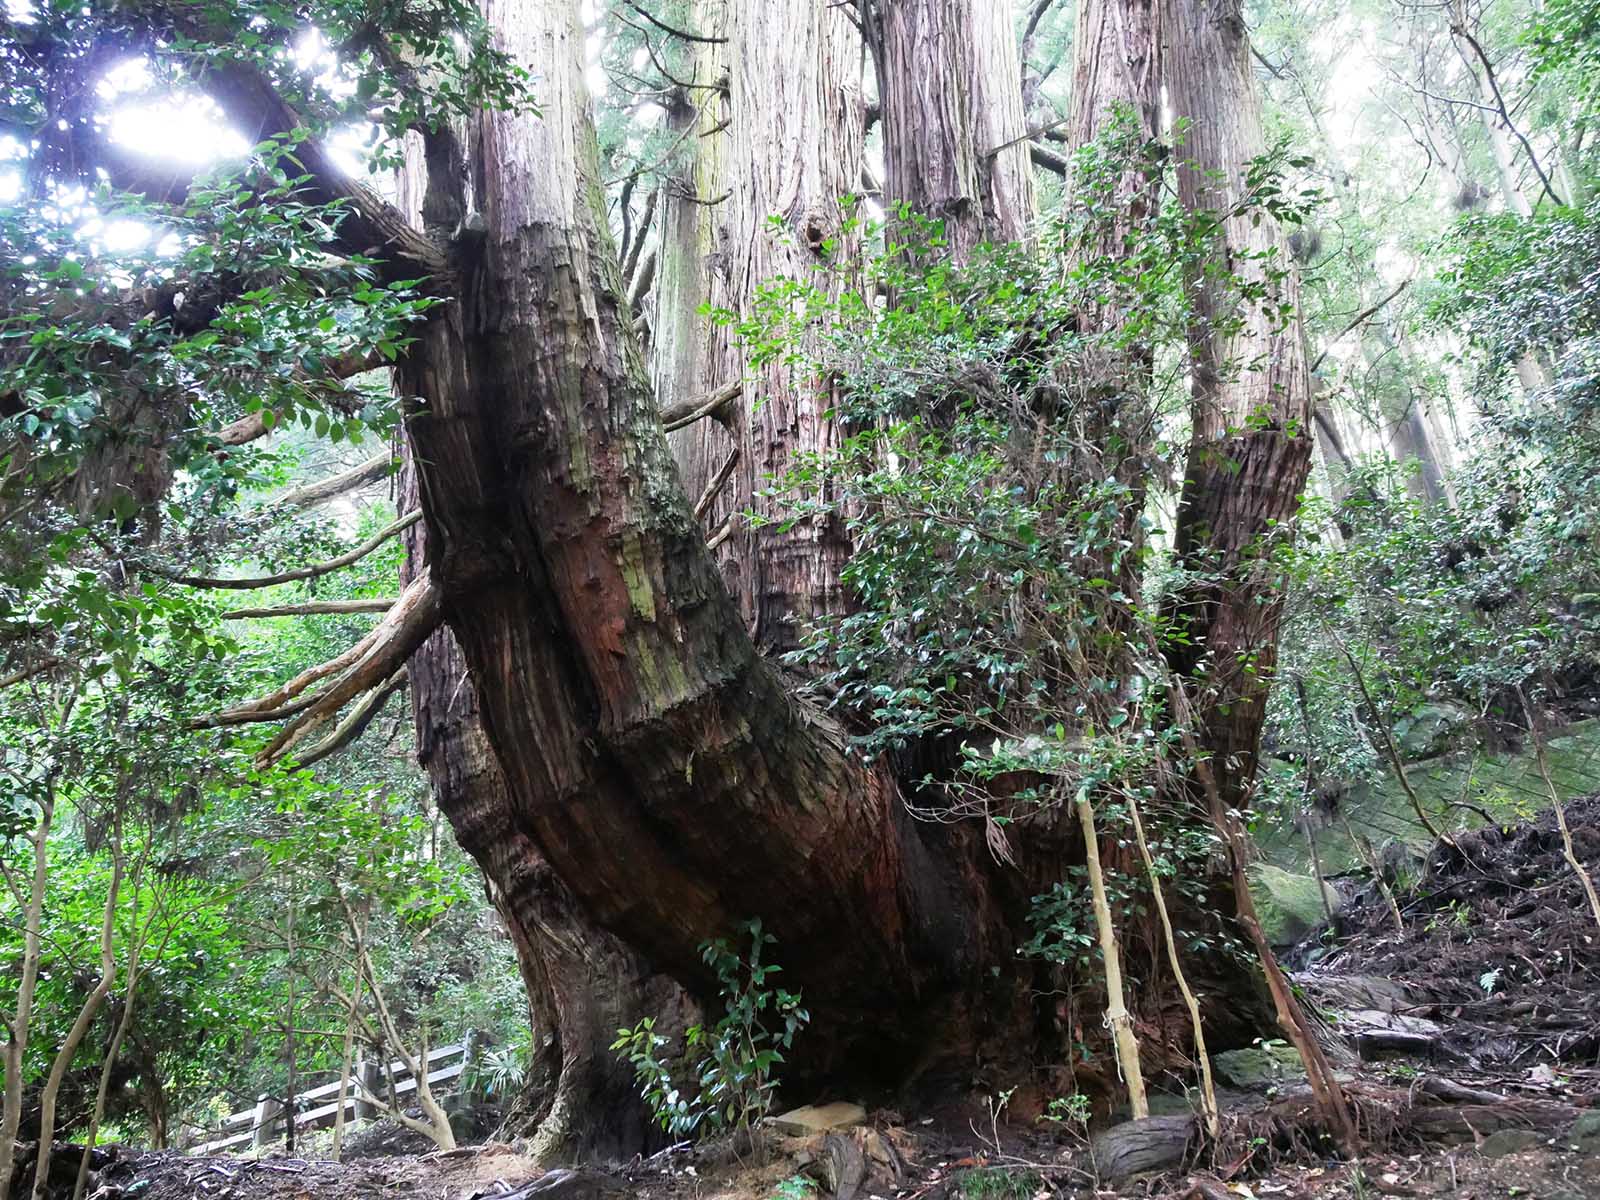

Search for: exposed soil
xmin=1307 ymin=791 xmax=1600 ymax=1068
xmin=46 ymin=796 xmax=1600 ymax=1200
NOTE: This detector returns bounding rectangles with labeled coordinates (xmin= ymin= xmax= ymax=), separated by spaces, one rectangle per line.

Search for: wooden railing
xmin=191 ymin=1038 xmax=474 ymax=1156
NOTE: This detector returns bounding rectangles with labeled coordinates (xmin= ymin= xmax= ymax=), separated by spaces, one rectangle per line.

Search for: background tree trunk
xmin=1163 ymin=0 xmax=1317 ymax=811
xmin=651 ymin=0 xmax=734 ymax=517
xmin=877 ymin=0 xmax=1037 ymax=260
xmin=710 ymin=0 xmax=865 ymax=651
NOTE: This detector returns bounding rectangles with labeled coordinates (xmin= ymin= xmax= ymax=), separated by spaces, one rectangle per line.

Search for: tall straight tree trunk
xmin=876 ymin=0 xmax=1037 ymax=259
xmin=1162 ymin=0 xmax=1315 ymax=811
xmin=651 ymin=0 xmax=734 ymax=516
xmin=1067 ymin=0 xmax=1162 ymax=607
xmin=653 ymin=0 xmax=864 ymax=652
xmin=706 ymin=0 xmax=866 ymax=651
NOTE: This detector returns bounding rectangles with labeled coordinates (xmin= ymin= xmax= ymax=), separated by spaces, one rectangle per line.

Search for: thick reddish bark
xmin=400 ymin=471 xmax=689 ymax=1159
xmin=394 ymin=136 xmax=689 ymax=1160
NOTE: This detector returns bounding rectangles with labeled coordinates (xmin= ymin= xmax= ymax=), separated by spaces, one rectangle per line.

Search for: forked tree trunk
xmin=1162 ymin=0 xmax=1316 ymax=811
xmin=876 ymin=0 xmax=1037 ymax=259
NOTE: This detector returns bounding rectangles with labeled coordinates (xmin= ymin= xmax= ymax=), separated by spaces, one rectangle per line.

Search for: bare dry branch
xmin=693 ymin=450 xmax=740 ymax=523
xmin=196 ymin=618 xmax=393 ymax=729
xmin=277 ymin=454 xmax=395 ymax=509
xmin=622 ymin=188 xmax=659 ymax=286
xmin=1029 ymin=141 xmax=1069 ymax=176
xmin=172 ymin=512 xmax=421 ymax=590
xmin=0 ymin=658 xmax=60 ymax=690
xmin=619 ymin=0 xmax=727 ymax=43
xmin=255 ymin=582 xmax=442 ymax=766
xmin=292 ymin=669 xmax=409 ymax=769
xmin=661 ymin=380 xmax=741 ymax=432
xmin=628 ymin=247 xmax=658 ymax=313
xmin=1310 ymin=279 xmax=1413 ymax=373
xmin=221 ymin=599 xmax=396 ymax=620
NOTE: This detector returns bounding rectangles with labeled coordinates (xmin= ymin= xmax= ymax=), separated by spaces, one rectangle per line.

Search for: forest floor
xmin=65 ymin=796 xmax=1600 ymax=1200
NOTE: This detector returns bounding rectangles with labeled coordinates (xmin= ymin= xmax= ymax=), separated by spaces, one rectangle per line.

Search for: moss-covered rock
xmin=1392 ymin=702 xmax=1470 ymax=758
xmin=1248 ymin=864 xmax=1340 ymax=946
xmin=1571 ymin=1109 xmax=1600 ymax=1155
xmin=1211 ymin=1043 xmax=1305 ymax=1090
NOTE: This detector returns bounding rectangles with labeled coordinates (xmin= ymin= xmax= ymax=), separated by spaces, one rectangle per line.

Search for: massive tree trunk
xmin=395 ymin=132 xmax=690 ymax=1161
xmin=875 ymin=0 xmax=1037 ymax=259
xmin=1162 ymin=0 xmax=1316 ymax=810
xmin=394 ymin=0 xmax=1009 ymax=1109
xmin=401 ymin=473 xmax=691 ymax=1160
xmin=382 ymin=0 xmax=1274 ymax=1143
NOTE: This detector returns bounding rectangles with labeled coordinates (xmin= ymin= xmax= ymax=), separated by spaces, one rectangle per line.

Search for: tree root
xmin=1090 ymin=1078 xmax=1583 ymax=1186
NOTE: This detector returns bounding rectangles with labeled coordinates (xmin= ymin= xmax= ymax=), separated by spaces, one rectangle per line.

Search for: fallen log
xmin=1090 ymin=1115 xmax=1198 ymax=1184
xmin=1399 ymin=1098 xmax=1579 ymax=1144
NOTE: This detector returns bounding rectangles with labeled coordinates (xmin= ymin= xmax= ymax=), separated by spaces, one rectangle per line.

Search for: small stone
xmin=770 ymin=1102 xmax=866 ymax=1135
xmin=1477 ymin=1129 xmax=1542 ymax=1158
